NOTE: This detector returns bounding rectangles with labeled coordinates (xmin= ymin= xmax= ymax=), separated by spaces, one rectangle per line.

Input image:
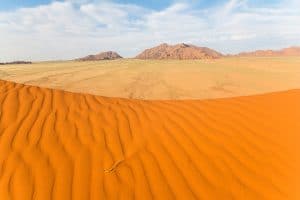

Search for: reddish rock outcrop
xmin=135 ymin=43 xmax=223 ymax=59
xmin=76 ymin=51 xmax=122 ymax=61
xmin=237 ymin=47 xmax=300 ymax=57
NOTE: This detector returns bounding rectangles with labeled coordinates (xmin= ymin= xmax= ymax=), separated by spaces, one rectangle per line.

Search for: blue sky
xmin=0 ymin=0 xmax=299 ymax=61
xmin=0 ymin=0 xmax=207 ymax=10
xmin=0 ymin=0 xmax=171 ymax=10
xmin=0 ymin=0 xmax=282 ymax=11
xmin=0 ymin=0 xmax=50 ymax=10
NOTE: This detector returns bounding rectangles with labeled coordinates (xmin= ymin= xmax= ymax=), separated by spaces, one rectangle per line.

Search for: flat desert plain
xmin=0 ymin=57 xmax=300 ymax=199
xmin=1 ymin=57 xmax=300 ymax=99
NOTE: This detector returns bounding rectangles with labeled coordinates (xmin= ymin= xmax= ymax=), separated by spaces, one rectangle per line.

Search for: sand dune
xmin=0 ymin=80 xmax=299 ymax=199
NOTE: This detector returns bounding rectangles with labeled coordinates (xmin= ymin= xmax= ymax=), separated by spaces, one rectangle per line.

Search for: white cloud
xmin=0 ymin=0 xmax=299 ymax=61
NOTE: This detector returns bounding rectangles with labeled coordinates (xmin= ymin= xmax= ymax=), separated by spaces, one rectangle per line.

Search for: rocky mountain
xmin=0 ymin=61 xmax=32 ymax=65
xmin=135 ymin=43 xmax=223 ymax=59
xmin=76 ymin=51 xmax=122 ymax=61
xmin=237 ymin=47 xmax=300 ymax=56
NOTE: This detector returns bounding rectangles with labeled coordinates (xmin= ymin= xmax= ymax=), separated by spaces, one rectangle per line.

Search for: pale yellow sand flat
xmin=0 ymin=57 xmax=299 ymax=100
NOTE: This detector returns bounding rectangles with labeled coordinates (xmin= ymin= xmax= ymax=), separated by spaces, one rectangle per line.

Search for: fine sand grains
xmin=0 ymin=80 xmax=299 ymax=199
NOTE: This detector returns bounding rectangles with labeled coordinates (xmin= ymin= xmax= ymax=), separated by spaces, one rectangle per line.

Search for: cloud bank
xmin=0 ymin=0 xmax=299 ymax=61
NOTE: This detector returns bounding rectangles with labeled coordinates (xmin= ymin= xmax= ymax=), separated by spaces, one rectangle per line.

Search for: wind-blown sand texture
xmin=0 ymin=80 xmax=299 ymax=199
xmin=1 ymin=57 xmax=300 ymax=100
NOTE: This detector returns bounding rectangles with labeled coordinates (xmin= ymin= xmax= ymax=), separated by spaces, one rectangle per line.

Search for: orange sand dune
xmin=0 ymin=80 xmax=300 ymax=199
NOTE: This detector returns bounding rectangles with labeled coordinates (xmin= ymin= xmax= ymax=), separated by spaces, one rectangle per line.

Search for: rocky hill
xmin=0 ymin=61 xmax=32 ymax=65
xmin=76 ymin=51 xmax=122 ymax=61
xmin=135 ymin=43 xmax=223 ymax=59
xmin=237 ymin=47 xmax=300 ymax=56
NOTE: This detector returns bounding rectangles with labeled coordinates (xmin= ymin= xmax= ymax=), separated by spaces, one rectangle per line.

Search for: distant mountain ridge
xmin=135 ymin=43 xmax=223 ymax=59
xmin=237 ymin=47 xmax=300 ymax=57
xmin=74 ymin=45 xmax=300 ymax=61
xmin=0 ymin=61 xmax=32 ymax=65
xmin=76 ymin=51 xmax=122 ymax=61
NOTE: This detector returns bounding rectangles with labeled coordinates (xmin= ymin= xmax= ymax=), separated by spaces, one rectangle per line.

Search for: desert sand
xmin=1 ymin=57 xmax=300 ymax=100
xmin=0 ymin=80 xmax=299 ymax=199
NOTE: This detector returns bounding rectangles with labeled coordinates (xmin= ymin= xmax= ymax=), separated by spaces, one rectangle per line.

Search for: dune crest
xmin=0 ymin=80 xmax=299 ymax=199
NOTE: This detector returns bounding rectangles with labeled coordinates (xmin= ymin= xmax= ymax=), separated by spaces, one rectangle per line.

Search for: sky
xmin=0 ymin=0 xmax=299 ymax=61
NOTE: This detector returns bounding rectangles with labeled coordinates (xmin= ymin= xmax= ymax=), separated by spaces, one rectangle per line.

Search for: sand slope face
xmin=0 ymin=80 xmax=300 ymax=199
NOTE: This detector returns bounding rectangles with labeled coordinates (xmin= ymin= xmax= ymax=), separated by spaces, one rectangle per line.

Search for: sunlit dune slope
xmin=0 ymin=80 xmax=300 ymax=199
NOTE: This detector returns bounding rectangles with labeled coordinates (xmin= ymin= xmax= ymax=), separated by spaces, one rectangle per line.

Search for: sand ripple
xmin=0 ymin=80 xmax=299 ymax=199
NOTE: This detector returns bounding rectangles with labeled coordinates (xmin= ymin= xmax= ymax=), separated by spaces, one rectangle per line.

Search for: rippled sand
xmin=0 ymin=80 xmax=299 ymax=199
